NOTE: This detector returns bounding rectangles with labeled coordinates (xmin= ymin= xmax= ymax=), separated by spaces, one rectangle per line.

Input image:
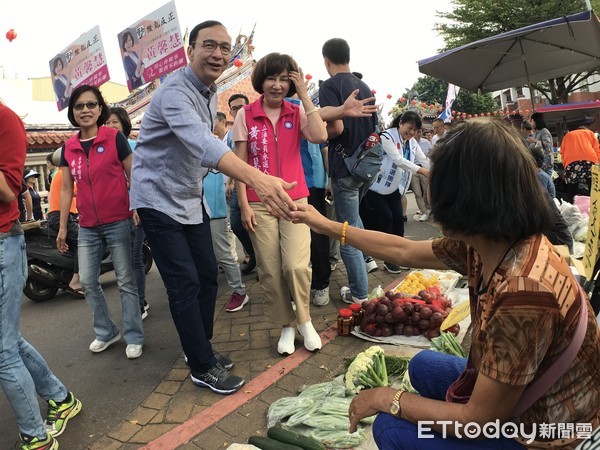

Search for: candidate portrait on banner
xmin=119 ymin=29 xmax=146 ymax=91
xmin=50 ymin=55 xmax=72 ymax=111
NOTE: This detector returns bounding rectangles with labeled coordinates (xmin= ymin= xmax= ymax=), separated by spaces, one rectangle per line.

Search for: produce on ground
xmin=430 ymin=331 xmax=467 ymax=357
xmin=344 ymin=346 xmax=388 ymax=393
xmin=393 ymin=271 xmax=440 ymax=295
xmin=309 ymin=429 xmax=366 ymax=449
xmin=267 ymin=426 xmax=325 ymax=450
xmin=359 ymin=287 xmax=460 ymax=339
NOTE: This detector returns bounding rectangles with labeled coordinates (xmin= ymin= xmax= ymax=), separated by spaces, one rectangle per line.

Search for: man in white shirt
xmin=431 ymin=118 xmax=446 ymax=146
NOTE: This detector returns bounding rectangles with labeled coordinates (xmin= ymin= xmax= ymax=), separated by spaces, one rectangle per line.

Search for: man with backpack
xmin=318 ymin=37 xmax=379 ymax=304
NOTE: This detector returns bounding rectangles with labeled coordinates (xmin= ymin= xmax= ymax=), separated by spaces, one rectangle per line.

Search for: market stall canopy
xmin=417 ymin=10 xmax=600 ymax=93
xmin=537 ymin=100 xmax=600 ymax=133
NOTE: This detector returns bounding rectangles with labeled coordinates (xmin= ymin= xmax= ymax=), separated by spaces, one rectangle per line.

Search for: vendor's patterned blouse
xmin=433 ymin=235 xmax=600 ymax=449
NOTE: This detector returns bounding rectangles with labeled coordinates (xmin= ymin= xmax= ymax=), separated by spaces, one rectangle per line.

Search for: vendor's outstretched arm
xmin=290 ymin=204 xmax=448 ymax=270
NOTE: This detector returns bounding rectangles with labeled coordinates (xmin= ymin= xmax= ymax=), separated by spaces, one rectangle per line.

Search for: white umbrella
xmin=418 ymin=10 xmax=600 ymax=93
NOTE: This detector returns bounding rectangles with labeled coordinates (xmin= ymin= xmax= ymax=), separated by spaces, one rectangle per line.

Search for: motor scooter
xmin=22 ymin=221 xmax=153 ymax=302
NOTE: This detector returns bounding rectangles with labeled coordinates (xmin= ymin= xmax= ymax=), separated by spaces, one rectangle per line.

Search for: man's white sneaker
xmin=311 ymin=287 xmax=330 ymax=306
xmin=365 ymin=259 xmax=379 ymax=273
xmin=126 ymin=344 xmax=143 ymax=359
xmin=419 ymin=213 xmax=429 ymax=222
xmin=341 ymin=286 xmax=366 ymax=304
xmin=89 ymin=334 xmax=121 ymax=353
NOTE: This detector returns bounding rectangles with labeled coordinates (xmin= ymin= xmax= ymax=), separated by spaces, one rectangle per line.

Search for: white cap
xmin=24 ymin=169 xmax=40 ymax=180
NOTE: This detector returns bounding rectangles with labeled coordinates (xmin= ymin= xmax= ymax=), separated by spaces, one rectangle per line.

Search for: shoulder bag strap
xmin=512 ymin=286 xmax=589 ymax=417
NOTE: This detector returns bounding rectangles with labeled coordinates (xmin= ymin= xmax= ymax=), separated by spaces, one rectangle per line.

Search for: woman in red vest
xmin=232 ymin=53 xmax=327 ymax=355
xmin=57 ymin=85 xmax=143 ymax=359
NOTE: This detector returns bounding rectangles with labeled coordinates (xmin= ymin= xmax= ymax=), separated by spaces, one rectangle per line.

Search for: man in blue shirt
xmin=130 ymin=20 xmax=298 ymax=395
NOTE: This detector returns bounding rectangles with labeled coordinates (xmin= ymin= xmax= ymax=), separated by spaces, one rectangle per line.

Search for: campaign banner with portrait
xmin=117 ymin=1 xmax=186 ymax=92
xmin=49 ymin=26 xmax=110 ymax=111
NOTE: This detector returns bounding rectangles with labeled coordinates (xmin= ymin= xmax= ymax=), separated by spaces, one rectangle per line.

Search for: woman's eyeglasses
xmin=73 ymin=101 xmax=99 ymax=111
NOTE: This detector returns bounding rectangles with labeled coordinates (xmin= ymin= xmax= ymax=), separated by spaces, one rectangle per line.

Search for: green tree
xmin=395 ymin=75 xmax=498 ymax=116
xmin=435 ymin=0 xmax=600 ymax=104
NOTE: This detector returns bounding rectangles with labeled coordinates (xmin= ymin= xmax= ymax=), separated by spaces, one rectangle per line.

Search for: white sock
xmin=277 ymin=327 xmax=296 ymax=355
xmin=297 ymin=321 xmax=322 ymax=351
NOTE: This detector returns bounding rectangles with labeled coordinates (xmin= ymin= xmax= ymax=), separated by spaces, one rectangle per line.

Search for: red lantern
xmin=400 ymin=97 xmax=405 ymax=103
xmin=5 ymin=29 xmax=16 ymax=42
xmin=371 ymin=89 xmax=376 ymax=95
xmin=421 ymin=102 xmax=426 ymax=108
xmin=305 ymin=73 xmax=312 ymax=80
xmin=233 ymin=59 xmax=243 ymax=68
xmin=487 ymin=112 xmax=491 ymax=116
xmin=386 ymin=94 xmax=392 ymax=100
xmin=411 ymin=100 xmax=416 ymax=105
xmin=493 ymin=111 xmax=498 ymax=115
xmin=429 ymin=104 xmax=434 ymax=109
xmin=451 ymin=110 xmax=456 ymax=115
xmin=525 ymin=109 xmax=530 ymax=114
xmin=468 ymin=114 xmax=472 ymax=118
xmin=519 ymin=110 xmax=523 ymax=115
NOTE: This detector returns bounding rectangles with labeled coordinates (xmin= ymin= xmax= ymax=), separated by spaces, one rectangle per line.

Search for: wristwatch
xmin=389 ymin=389 xmax=405 ymax=416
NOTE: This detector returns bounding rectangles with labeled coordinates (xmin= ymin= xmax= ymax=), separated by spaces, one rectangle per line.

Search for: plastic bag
xmin=574 ymin=195 xmax=590 ymax=216
xmin=310 ymin=428 xmax=366 ymax=449
xmin=298 ymin=381 xmax=346 ymax=399
xmin=267 ymin=396 xmax=314 ymax=428
xmin=368 ymin=285 xmax=384 ymax=300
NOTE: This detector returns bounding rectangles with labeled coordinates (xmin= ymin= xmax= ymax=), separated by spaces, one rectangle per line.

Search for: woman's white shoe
xmin=277 ymin=327 xmax=296 ymax=355
xmin=297 ymin=321 xmax=322 ymax=351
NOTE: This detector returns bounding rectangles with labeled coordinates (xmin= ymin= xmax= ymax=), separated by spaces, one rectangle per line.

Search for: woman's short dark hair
xmin=322 ymin=38 xmax=350 ymax=65
xmin=391 ymin=111 xmax=422 ymax=130
xmin=251 ymin=53 xmax=299 ymax=98
xmin=428 ymin=118 xmax=553 ymax=242
xmin=109 ymin=106 xmax=132 ymax=137
xmin=67 ymin=85 xmax=110 ymax=128
xmin=531 ymin=112 xmax=547 ymax=130
xmin=121 ymin=31 xmax=134 ymax=52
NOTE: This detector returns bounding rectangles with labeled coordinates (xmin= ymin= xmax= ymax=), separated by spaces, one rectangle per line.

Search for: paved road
xmin=0 ymin=266 xmax=184 ymax=448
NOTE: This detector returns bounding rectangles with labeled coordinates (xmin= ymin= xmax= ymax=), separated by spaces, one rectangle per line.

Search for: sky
xmin=1 ymin=0 xmax=451 ymax=120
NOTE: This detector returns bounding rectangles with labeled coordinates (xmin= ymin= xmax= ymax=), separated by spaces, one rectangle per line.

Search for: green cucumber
xmin=267 ymin=426 xmax=326 ymax=450
xmin=248 ymin=435 xmax=303 ymax=450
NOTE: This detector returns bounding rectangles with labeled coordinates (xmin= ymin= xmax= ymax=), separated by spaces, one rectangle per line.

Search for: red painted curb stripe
xmin=141 ymin=324 xmax=339 ymax=450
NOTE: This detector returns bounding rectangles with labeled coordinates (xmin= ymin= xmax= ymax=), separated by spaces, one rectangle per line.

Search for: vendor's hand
xmin=241 ymin=205 xmax=257 ymax=233
xmin=253 ymin=173 xmax=297 ymax=221
xmin=290 ymin=204 xmax=330 ymax=235
xmin=343 ymin=89 xmax=378 ymax=118
xmin=56 ymin=228 xmax=69 ymax=253
xmin=349 ymin=387 xmax=396 ymax=433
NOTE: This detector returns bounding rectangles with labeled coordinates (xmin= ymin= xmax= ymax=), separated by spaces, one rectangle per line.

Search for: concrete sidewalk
xmin=85 ymin=216 xmax=441 ymax=450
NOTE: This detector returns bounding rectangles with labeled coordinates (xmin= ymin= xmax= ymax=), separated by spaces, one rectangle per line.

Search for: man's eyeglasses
xmin=73 ymin=101 xmax=99 ymax=111
xmin=191 ymin=39 xmax=232 ymax=55
xmin=230 ymin=105 xmax=244 ymax=112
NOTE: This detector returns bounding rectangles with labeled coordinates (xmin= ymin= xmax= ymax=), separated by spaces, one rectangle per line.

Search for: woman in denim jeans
xmin=57 ymin=85 xmax=143 ymax=360
xmin=107 ymin=106 xmax=149 ymax=319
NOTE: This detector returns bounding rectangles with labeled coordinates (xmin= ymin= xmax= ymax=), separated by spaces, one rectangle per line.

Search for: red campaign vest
xmin=244 ymin=97 xmax=308 ymax=202
xmin=63 ymin=126 xmax=132 ymax=227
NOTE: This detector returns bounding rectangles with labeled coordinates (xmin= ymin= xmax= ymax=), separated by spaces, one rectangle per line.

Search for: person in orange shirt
xmin=560 ymin=126 xmax=600 ymax=202
xmin=47 ymin=149 xmax=83 ymax=297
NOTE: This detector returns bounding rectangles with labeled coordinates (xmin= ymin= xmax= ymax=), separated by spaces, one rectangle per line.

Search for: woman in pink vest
xmin=232 ymin=53 xmax=327 ymax=355
xmin=57 ymin=85 xmax=143 ymax=359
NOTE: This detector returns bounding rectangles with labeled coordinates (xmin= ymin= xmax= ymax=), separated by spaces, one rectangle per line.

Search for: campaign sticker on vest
xmin=97 ymin=146 xmax=105 ymax=154
xmin=284 ymin=121 xmax=293 ymax=129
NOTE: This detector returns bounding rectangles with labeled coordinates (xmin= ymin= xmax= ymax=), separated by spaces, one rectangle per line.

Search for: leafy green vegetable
xmin=344 ymin=346 xmax=388 ymax=393
xmin=309 ymin=428 xmax=366 ymax=449
xmin=430 ymin=332 xmax=467 ymax=357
